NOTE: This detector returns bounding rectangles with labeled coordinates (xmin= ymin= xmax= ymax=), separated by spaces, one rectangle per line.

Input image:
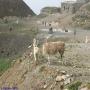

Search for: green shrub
xmin=86 ymin=83 xmax=90 ymax=89
xmin=0 ymin=58 xmax=11 ymax=76
xmin=68 ymin=81 xmax=82 ymax=90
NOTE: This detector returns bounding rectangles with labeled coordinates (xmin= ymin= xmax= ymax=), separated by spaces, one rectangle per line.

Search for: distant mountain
xmin=40 ymin=7 xmax=60 ymax=15
xmin=0 ymin=0 xmax=35 ymax=18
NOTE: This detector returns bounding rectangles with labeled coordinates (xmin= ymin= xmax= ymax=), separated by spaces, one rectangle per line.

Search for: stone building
xmin=61 ymin=0 xmax=90 ymax=14
xmin=77 ymin=0 xmax=90 ymax=3
xmin=61 ymin=1 xmax=78 ymax=14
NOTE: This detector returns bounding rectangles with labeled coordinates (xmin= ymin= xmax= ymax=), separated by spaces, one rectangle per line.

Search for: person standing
xmin=49 ymin=24 xmax=53 ymax=34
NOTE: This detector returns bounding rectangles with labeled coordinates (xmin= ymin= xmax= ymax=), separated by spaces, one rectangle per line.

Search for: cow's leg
xmin=58 ymin=50 xmax=64 ymax=64
xmin=34 ymin=53 xmax=37 ymax=62
xmin=47 ymin=55 xmax=50 ymax=65
xmin=59 ymin=50 xmax=64 ymax=60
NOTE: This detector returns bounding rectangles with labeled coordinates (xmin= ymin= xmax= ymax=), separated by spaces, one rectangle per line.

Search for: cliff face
xmin=0 ymin=0 xmax=35 ymax=17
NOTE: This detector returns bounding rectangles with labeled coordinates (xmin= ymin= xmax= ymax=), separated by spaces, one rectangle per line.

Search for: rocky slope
xmin=0 ymin=0 xmax=35 ymax=17
xmin=72 ymin=2 xmax=90 ymax=29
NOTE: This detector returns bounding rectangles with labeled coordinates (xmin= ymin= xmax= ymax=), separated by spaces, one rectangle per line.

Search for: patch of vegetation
xmin=68 ymin=81 xmax=82 ymax=90
xmin=86 ymin=4 xmax=90 ymax=11
xmin=72 ymin=15 xmax=89 ymax=22
xmin=72 ymin=14 xmax=90 ymax=29
xmin=86 ymin=83 xmax=90 ymax=89
xmin=0 ymin=58 xmax=11 ymax=76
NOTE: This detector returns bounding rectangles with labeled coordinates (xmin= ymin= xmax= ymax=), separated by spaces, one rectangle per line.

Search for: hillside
xmin=71 ymin=2 xmax=90 ymax=29
xmin=38 ymin=2 xmax=90 ymax=29
xmin=0 ymin=17 xmax=39 ymax=76
xmin=0 ymin=0 xmax=35 ymax=17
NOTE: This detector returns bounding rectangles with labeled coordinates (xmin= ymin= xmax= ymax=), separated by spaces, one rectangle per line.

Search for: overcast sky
xmin=23 ymin=0 xmax=76 ymax=14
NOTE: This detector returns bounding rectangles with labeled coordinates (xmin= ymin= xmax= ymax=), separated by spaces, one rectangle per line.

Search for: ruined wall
xmin=61 ymin=2 xmax=81 ymax=14
xmin=61 ymin=2 xmax=74 ymax=14
xmin=61 ymin=0 xmax=89 ymax=14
